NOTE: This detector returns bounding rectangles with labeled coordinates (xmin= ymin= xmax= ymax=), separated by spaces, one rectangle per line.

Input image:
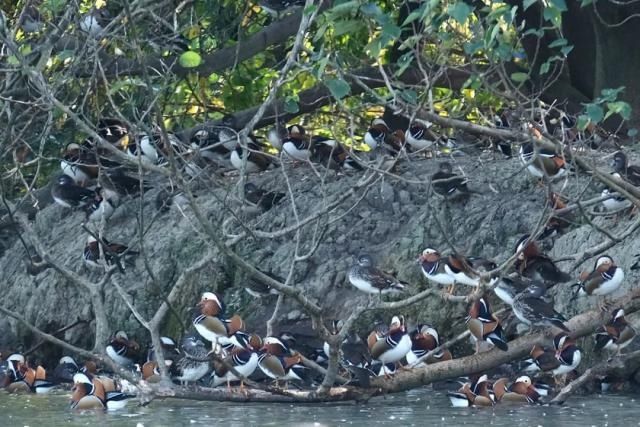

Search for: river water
xmin=1 ymin=388 xmax=637 ymax=426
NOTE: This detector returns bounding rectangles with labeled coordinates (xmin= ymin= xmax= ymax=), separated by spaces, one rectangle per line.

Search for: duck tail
xmin=487 ymin=332 xmax=509 ymax=351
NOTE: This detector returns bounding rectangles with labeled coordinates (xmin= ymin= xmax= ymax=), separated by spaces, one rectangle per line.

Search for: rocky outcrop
xmin=1 ymin=147 xmax=639 ymax=367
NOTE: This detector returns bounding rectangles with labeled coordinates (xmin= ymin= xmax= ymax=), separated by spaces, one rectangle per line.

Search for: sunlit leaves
xmin=510 ymin=72 xmax=529 ymax=83
xmin=325 ymin=78 xmax=351 ymax=100
xmin=179 ymin=51 xmax=203 ymax=68
xmin=448 ymin=2 xmax=473 ymax=24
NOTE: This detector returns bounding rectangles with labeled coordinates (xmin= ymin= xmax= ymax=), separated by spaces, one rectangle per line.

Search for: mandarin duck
xmin=519 ymin=141 xmax=567 ymax=180
xmin=511 ymin=283 xmax=570 ymax=332
xmin=406 ymin=121 xmax=437 ymax=154
xmin=193 ymin=292 xmax=245 ymax=353
xmin=493 ymin=376 xmax=540 ymax=403
xmin=552 ymin=333 xmax=582 ymax=376
xmin=230 ymin=140 xmax=272 ymax=173
xmin=612 ymin=151 xmax=640 ymax=186
xmin=514 ymin=235 xmax=571 ymax=284
xmin=368 ymin=316 xmax=412 ymax=370
xmin=60 ymin=142 xmax=99 ymax=186
xmin=431 ymin=162 xmax=477 ymax=198
xmin=106 ymin=331 xmax=142 ymax=368
xmin=211 ymin=334 xmax=262 ymax=392
xmin=348 ymin=254 xmax=407 ymax=296
xmin=243 ymin=183 xmax=286 ymax=212
xmin=406 ymin=324 xmax=452 ymax=367
xmin=282 ymin=124 xmax=312 ymax=161
xmin=173 ymin=336 xmax=211 ymax=384
xmin=594 ymin=308 xmax=636 ymax=357
xmin=466 ymin=297 xmax=509 ymax=352
xmin=572 ymin=255 xmax=624 ymax=305
xmin=51 ymin=174 xmax=97 ymax=208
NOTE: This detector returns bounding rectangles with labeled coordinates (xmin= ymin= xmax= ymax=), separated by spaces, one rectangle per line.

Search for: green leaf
xmin=627 ymin=128 xmax=638 ymax=137
xmin=333 ymin=20 xmax=364 ymax=36
xmin=179 ymin=51 xmax=202 ymax=68
xmin=550 ymin=0 xmax=568 ymax=11
xmin=284 ymin=98 xmax=299 ymax=114
xmin=606 ymin=101 xmax=632 ymax=120
xmin=511 ymin=72 xmax=529 ymax=83
xmin=543 ymin=7 xmax=562 ymax=26
xmin=523 ymin=0 xmax=538 ymax=11
xmin=576 ymin=115 xmax=590 ymax=131
xmin=600 ymin=87 xmax=625 ymax=102
xmin=560 ymin=45 xmax=574 ymax=56
xmin=325 ymin=78 xmax=351 ymax=100
xmin=448 ymin=2 xmax=473 ymax=24
xmin=548 ymin=38 xmax=567 ymax=48
xmin=360 ymin=3 xmax=382 ymax=17
xmin=539 ymin=61 xmax=551 ymax=75
xmin=585 ymin=104 xmax=604 ymax=123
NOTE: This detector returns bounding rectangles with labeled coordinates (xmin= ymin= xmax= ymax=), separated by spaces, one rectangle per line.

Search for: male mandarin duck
xmin=282 ymin=124 xmax=312 ymax=161
xmin=52 ymin=356 xmax=80 ymax=384
xmin=466 ymin=297 xmax=508 ymax=352
xmin=447 ymin=374 xmax=494 ymax=407
xmin=431 ymin=162 xmax=477 ymax=198
xmin=193 ymin=292 xmax=245 ymax=353
xmin=552 ymin=333 xmax=582 ymax=376
xmin=51 ymin=174 xmax=97 ymax=208
xmin=258 ymin=336 xmax=308 ymax=388
xmin=519 ymin=141 xmax=567 ymax=180
xmin=514 ymin=235 xmax=571 ymax=284
xmin=71 ymin=372 xmax=107 ymax=410
xmin=230 ymin=140 xmax=272 ymax=173
xmin=3 ymin=354 xmax=55 ymax=394
xmin=594 ymin=308 xmax=636 ymax=357
xmin=418 ymin=248 xmax=497 ymax=293
xmin=60 ymin=142 xmax=99 ymax=186
xmin=493 ymin=376 xmax=540 ymax=403
xmin=572 ymin=255 xmax=624 ymax=304
xmin=141 ymin=361 xmax=162 ymax=383
xmin=106 ymin=331 xmax=142 ymax=368
xmin=539 ymin=192 xmax=574 ymax=239
xmin=524 ymin=344 xmax=560 ymax=373
xmin=211 ymin=334 xmax=262 ymax=392
xmin=71 ymin=372 xmax=134 ymax=410
xmin=310 ymin=136 xmax=363 ymax=171
xmin=406 ymin=121 xmax=437 ymax=154
xmin=406 ymin=324 xmax=452 ymax=367
xmin=83 ymin=235 xmax=139 ymax=269
xmin=368 ymin=316 xmax=412 ymax=372
xmin=364 ymin=118 xmax=390 ymax=151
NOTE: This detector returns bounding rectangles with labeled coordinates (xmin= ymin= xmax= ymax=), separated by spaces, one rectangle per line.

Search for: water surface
xmin=1 ymin=388 xmax=638 ymax=426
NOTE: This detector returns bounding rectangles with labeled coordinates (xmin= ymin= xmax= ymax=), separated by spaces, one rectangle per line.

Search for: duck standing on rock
xmin=406 ymin=121 xmax=437 ymax=155
xmin=282 ymin=124 xmax=312 ymax=162
xmin=514 ymin=235 xmax=571 ymax=284
xmin=612 ymin=151 xmax=640 ymax=186
xmin=230 ymin=140 xmax=272 ymax=173
xmin=431 ymin=162 xmax=477 ymax=198
xmin=348 ymin=254 xmax=407 ymax=297
xmin=519 ymin=141 xmax=568 ymax=180
xmin=52 ymin=175 xmax=97 ymax=208
xmin=571 ymin=255 xmax=624 ymax=307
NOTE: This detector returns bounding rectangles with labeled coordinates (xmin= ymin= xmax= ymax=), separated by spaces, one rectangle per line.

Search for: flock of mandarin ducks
xmin=8 ymin=106 xmax=640 ymax=410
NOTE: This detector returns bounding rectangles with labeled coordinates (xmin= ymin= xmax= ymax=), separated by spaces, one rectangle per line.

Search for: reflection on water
xmin=1 ymin=388 xmax=639 ymax=427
